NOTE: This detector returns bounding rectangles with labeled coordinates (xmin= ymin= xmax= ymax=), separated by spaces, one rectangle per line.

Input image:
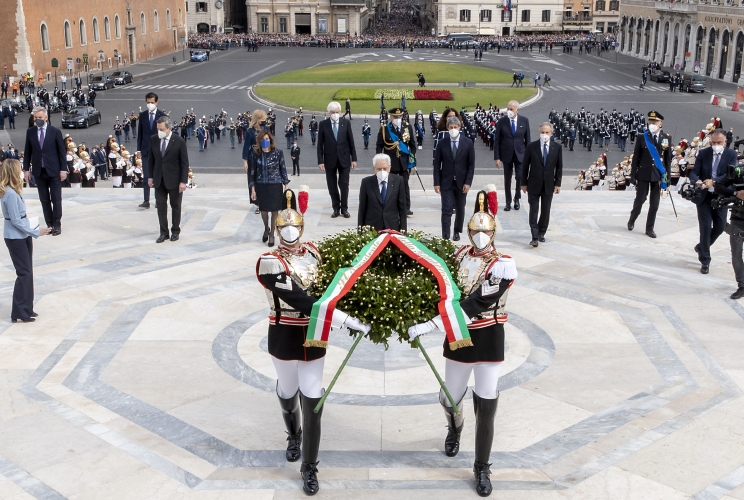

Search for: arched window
xmin=64 ymin=20 xmax=72 ymax=48
xmin=40 ymin=23 xmax=50 ymax=51
xmin=141 ymin=12 xmax=146 ymax=34
xmin=79 ymin=18 xmax=87 ymax=45
xmin=166 ymin=9 xmax=171 ymax=29
xmin=115 ymin=15 xmax=121 ymax=39
xmin=104 ymin=16 xmax=111 ymax=40
xmin=92 ymin=17 xmax=100 ymax=43
xmin=154 ymin=10 xmax=159 ymax=32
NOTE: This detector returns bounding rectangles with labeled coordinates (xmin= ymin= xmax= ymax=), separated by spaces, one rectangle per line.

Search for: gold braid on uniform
xmin=379 ymin=124 xmax=401 ymax=158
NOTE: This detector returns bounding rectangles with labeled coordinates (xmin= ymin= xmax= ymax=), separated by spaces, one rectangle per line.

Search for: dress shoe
xmin=30 ymin=312 xmax=38 ymax=317
xmin=255 ymin=207 xmax=260 ymax=214
xmin=453 ymin=232 xmax=460 ymax=241
xmin=138 ymin=201 xmax=150 ymax=208
xmin=731 ymin=288 xmax=744 ymax=300
xmin=627 ymin=221 xmax=634 ymax=231
xmin=530 ymin=239 xmax=538 ymax=247
xmin=342 ymin=210 xmax=350 ymax=218
xmin=514 ymin=200 xmax=520 ymax=210
xmin=11 ymin=317 xmax=35 ymax=323
xmin=694 ymin=244 xmax=700 ymax=257
xmin=645 ymin=230 xmax=657 ymax=239
xmin=170 ymin=234 xmax=179 ymax=242
xmin=331 ymin=211 xmax=340 ymax=218
xmin=701 ymin=265 xmax=709 ymax=274
xmin=504 ymin=204 xmax=511 ymax=212
xmin=538 ymin=234 xmax=546 ymax=243
xmin=407 ymin=209 xmax=414 ymax=216
xmin=52 ymin=228 xmax=61 ymax=236
xmin=156 ymin=234 xmax=169 ymax=243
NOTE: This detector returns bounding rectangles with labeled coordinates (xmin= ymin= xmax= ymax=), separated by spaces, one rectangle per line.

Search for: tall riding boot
xmin=276 ymin=384 xmax=302 ymax=462
xmin=473 ymin=391 xmax=499 ymax=497
xmin=299 ymin=391 xmax=324 ymax=496
xmin=440 ymin=388 xmax=465 ymax=457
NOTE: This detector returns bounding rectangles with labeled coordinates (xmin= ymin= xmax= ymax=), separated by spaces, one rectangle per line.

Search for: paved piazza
xmin=2 ymin=46 xmax=744 ymax=499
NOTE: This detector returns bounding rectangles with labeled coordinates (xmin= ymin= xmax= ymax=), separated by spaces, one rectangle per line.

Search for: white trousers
xmin=271 ymin=356 xmax=325 ymax=399
xmin=70 ymin=183 xmax=82 ymax=188
xmin=112 ymin=176 xmax=122 ymax=187
xmin=445 ymin=358 xmax=502 ymax=401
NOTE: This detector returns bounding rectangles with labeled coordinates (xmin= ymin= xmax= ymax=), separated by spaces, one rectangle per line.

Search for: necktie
xmin=39 ymin=127 xmax=45 ymax=169
xmin=511 ymin=120 xmax=516 ymax=136
xmin=713 ymin=153 xmax=721 ymax=177
xmin=332 ymin=121 xmax=338 ymax=140
xmin=381 ymin=181 xmax=387 ymax=204
xmin=161 ymin=138 xmax=167 ymax=156
xmin=150 ymin=112 xmax=155 ymax=129
xmin=543 ymin=143 xmax=548 ymax=165
xmin=452 ymin=140 xmax=458 ymax=158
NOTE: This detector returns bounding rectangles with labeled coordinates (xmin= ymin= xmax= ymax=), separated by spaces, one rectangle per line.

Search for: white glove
xmin=408 ymin=315 xmax=446 ymax=340
xmin=330 ymin=309 xmax=370 ymax=334
xmin=344 ymin=316 xmax=371 ymax=335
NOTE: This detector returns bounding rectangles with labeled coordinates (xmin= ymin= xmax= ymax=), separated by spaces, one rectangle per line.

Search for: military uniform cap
xmin=647 ymin=110 xmax=664 ymax=121
xmin=388 ymin=107 xmax=404 ymax=117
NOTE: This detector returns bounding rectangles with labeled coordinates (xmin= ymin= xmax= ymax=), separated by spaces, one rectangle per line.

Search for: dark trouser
xmin=310 ymin=131 xmax=317 ymax=144
xmin=325 ymin=161 xmax=350 ymax=212
xmin=5 ymin=237 xmax=34 ymax=320
xmin=292 ymin=159 xmax=300 ymax=175
xmin=629 ymin=180 xmax=660 ymax=231
xmin=729 ymin=220 xmax=744 ymax=288
xmin=440 ymin=184 xmax=467 ymax=239
xmin=528 ymin=188 xmax=554 ymax=238
xmin=97 ymin=164 xmax=107 ymax=180
xmin=401 ymin=169 xmax=411 ymax=210
xmin=155 ymin=184 xmax=183 ymax=236
xmin=141 ymin=157 xmax=150 ymax=201
xmin=35 ymin=169 xmax=62 ymax=229
xmin=502 ymin=157 xmax=522 ymax=206
xmin=618 ymin=137 xmax=627 ymax=151
xmin=696 ymin=199 xmax=727 ymax=265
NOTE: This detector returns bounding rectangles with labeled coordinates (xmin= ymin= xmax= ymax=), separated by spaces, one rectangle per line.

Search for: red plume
xmin=298 ymin=185 xmax=309 ymax=215
xmin=485 ymin=184 xmax=498 ymax=216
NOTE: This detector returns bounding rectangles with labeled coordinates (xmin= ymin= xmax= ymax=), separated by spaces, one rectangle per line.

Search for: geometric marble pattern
xmin=2 ymin=180 xmax=744 ymax=499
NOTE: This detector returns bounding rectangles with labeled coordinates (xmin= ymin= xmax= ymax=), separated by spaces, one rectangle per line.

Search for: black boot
xmin=300 ymin=391 xmax=324 ymax=495
xmin=473 ymin=391 xmax=499 ymax=497
xmin=440 ymin=389 xmax=464 ymax=457
xmin=277 ymin=384 xmax=302 ymax=462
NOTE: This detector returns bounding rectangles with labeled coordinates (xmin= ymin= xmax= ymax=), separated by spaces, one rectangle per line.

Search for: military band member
xmin=309 ymin=115 xmax=318 ymax=146
xmin=408 ymin=190 xmax=517 ymax=498
xmin=66 ymin=142 xmax=82 ymax=188
xmin=256 ymin=189 xmax=369 ymax=496
xmin=109 ymin=142 xmax=123 ymax=187
xmin=362 ymin=119 xmax=371 ymax=150
xmin=376 ymin=107 xmax=416 ymax=216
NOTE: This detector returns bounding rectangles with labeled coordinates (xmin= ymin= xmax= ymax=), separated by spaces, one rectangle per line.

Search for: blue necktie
xmin=713 ymin=153 xmax=721 ymax=178
xmin=380 ymin=181 xmax=387 ymax=205
xmin=543 ymin=143 xmax=548 ymax=166
xmin=333 ymin=122 xmax=338 ymax=140
xmin=511 ymin=119 xmax=516 ymax=136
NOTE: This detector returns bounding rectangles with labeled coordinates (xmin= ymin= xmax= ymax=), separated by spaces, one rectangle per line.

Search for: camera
xmin=729 ymin=164 xmax=744 ymax=179
xmin=679 ymin=182 xmax=706 ymax=201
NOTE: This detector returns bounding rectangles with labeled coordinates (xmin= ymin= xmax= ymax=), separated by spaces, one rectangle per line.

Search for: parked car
xmin=61 ymin=106 xmax=102 ymax=129
xmin=89 ymin=75 xmax=114 ymax=90
xmin=650 ymin=70 xmax=671 ymax=83
xmin=190 ymin=50 xmax=208 ymax=62
xmin=110 ymin=71 xmax=133 ymax=85
xmin=681 ymin=74 xmax=707 ymax=93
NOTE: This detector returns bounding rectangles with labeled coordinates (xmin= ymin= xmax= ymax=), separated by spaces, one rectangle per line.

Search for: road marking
xmin=403 ymin=55 xmax=412 ymax=59
xmin=192 ymin=85 xmax=204 ymax=89
xmin=211 ymin=61 xmax=285 ymax=95
xmin=370 ymin=52 xmax=378 ymax=56
xmin=387 ymin=54 xmax=395 ymax=58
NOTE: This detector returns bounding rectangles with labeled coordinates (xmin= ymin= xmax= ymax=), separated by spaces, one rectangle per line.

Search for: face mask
xmin=35 ymin=119 xmax=45 ymax=127
xmin=449 ymin=128 xmax=460 ymax=139
xmin=330 ymin=113 xmax=340 ymax=121
xmin=712 ymin=144 xmax=724 ymax=154
xmin=157 ymin=130 xmax=167 ymax=139
xmin=540 ymin=134 xmax=551 ymax=143
xmin=280 ymin=226 xmax=300 ymax=244
xmin=376 ymin=170 xmax=389 ymax=182
xmin=506 ymin=110 xmax=516 ymax=119
xmin=471 ymin=232 xmax=491 ymax=250
xmin=260 ymin=139 xmax=270 ymax=149
xmin=146 ymin=103 xmax=157 ymax=112
xmin=647 ymin=124 xmax=659 ymax=134
xmin=393 ymin=118 xmax=401 ymax=128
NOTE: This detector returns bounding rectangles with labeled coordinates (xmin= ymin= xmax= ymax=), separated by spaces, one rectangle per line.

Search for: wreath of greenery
xmin=310 ymin=228 xmax=461 ymax=348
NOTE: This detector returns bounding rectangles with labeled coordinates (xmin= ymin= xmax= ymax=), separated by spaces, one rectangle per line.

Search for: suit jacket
xmin=493 ymin=114 xmax=531 ymax=164
xmin=23 ymin=124 xmax=66 ymax=176
xmin=433 ymin=135 xmax=475 ymax=190
xmin=689 ymin=146 xmax=737 ymax=206
xmin=146 ymin=133 xmax=189 ymax=190
xmin=316 ymin=118 xmax=357 ymax=168
xmin=358 ymin=174 xmax=407 ymax=232
xmin=523 ymin=140 xmax=563 ymax=195
xmin=137 ymin=108 xmax=167 ymax=155
xmin=630 ymin=130 xmax=672 ymax=182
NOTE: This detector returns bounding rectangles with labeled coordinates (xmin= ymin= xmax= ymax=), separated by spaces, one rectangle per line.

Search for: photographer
xmin=689 ymin=129 xmax=736 ymax=274
xmin=713 ymin=165 xmax=744 ymax=299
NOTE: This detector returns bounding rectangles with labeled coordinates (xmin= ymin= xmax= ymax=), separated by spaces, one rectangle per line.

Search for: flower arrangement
xmin=413 ymin=89 xmax=452 ymax=100
xmin=373 ymin=89 xmax=415 ymax=100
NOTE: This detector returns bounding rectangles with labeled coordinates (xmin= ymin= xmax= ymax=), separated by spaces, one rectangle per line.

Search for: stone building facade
xmin=618 ymin=0 xmax=744 ymax=83
xmin=185 ymin=0 xmax=226 ymax=33
xmin=245 ymin=0 xmax=372 ymax=36
xmin=0 ymin=0 xmax=185 ymax=82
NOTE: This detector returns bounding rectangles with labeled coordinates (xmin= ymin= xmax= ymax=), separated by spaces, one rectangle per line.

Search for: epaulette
xmin=486 ymin=255 xmax=518 ymax=281
xmin=256 ymin=253 xmax=289 ymax=276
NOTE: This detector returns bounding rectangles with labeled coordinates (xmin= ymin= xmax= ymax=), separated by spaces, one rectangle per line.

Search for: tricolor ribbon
xmin=305 ymin=232 xmax=472 ymax=350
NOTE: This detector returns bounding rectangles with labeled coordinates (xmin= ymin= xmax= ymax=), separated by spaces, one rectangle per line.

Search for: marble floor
xmin=1 ymin=178 xmax=743 ymax=500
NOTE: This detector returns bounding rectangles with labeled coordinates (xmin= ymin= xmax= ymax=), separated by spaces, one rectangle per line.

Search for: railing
xmin=563 ymin=14 xmax=593 ymax=22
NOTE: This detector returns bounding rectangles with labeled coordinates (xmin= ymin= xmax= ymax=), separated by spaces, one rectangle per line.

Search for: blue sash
xmin=643 ymin=131 xmax=668 ymax=189
xmin=387 ymin=123 xmax=416 ymax=169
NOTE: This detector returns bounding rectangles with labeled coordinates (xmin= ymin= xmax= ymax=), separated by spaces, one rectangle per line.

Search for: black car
xmin=89 ymin=75 xmax=114 ymax=90
xmin=110 ymin=71 xmax=133 ymax=85
xmin=650 ymin=70 xmax=671 ymax=83
xmin=61 ymin=106 xmax=102 ymax=129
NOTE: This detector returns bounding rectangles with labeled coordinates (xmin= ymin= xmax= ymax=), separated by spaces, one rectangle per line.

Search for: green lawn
xmin=262 ymin=62 xmax=513 ymax=84
xmin=255 ymin=86 xmax=535 ymax=115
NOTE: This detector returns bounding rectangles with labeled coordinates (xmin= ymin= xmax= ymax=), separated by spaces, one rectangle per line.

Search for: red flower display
xmin=413 ymin=90 xmax=452 ymax=100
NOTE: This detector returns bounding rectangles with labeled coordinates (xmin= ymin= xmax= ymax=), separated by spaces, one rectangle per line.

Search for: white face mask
xmin=647 ymin=124 xmax=659 ymax=134
xmin=146 ymin=103 xmax=157 ymax=112
xmin=506 ymin=110 xmax=516 ymax=119
xmin=540 ymin=134 xmax=551 ymax=143
xmin=448 ymin=128 xmax=460 ymax=139
xmin=157 ymin=130 xmax=167 ymax=139
xmin=471 ymin=232 xmax=492 ymax=250
xmin=392 ymin=118 xmax=401 ymax=128
xmin=376 ymin=170 xmax=389 ymax=182
xmin=712 ymin=144 xmax=725 ymax=154
xmin=330 ymin=113 xmax=340 ymax=122
xmin=280 ymin=226 xmax=300 ymax=244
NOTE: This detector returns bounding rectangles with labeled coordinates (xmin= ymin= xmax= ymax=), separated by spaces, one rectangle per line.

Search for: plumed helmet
xmin=66 ymin=141 xmax=77 ymax=151
xmin=110 ymin=142 xmax=120 ymax=151
xmin=275 ymin=189 xmax=304 ymax=239
xmin=79 ymin=151 xmax=89 ymax=160
xmin=467 ymin=186 xmax=498 ymax=248
xmin=121 ymin=150 xmax=130 ymax=158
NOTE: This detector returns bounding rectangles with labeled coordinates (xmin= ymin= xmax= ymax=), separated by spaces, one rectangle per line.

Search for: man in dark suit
xmin=376 ymin=108 xmax=416 ymax=216
xmin=494 ymin=100 xmax=531 ymax=211
xmin=689 ymin=129 xmax=736 ymax=274
xmin=23 ymin=106 xmax=66 ymax=235
xmin=317 ymin=101 xmax=357 ymax=218
xmin=147 ymin=117 xmax=189 ymax=243
xmin=357 ymin=154 xmax=407 ymax=231
xmin=628 ymin=110 xmax=672 ymax=238
xmin=521 ymin=122 xmax=563 ymax=247
xmin=137 ymin=92 xmax=166 ymax=209
xmin=433 ymin=116 xmax=476 ymax=240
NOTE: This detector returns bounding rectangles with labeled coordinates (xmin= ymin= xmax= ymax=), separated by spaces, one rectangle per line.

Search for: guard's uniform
xmin=376 ymin=108 xmax=416 ymax=213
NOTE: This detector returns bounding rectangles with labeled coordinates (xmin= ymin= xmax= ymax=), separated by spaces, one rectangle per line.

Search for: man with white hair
xmin=317 ymin=101 xmax=357 ymax=218
xmin=494 ymin=100 xmax=531 ymax=211
xmin=357 ymin=154 xmax=407 ymax=231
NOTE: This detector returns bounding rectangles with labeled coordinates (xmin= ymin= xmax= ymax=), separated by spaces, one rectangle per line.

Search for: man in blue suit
xmin=137 ymin=92 xmax=166 ymax=208
xmin=690 ymin=129 xmax=737 ymax=274
xmin=493 ymin=100 xmax=530 ymax=211
xmin=23 ymin=106 xmax=67 ymax=235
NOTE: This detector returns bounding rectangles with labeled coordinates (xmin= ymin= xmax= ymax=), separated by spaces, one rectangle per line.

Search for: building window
xmin=501 ymin=9 xmax=512 ymax=22
xmin=79 ymin=18 xmax=87 ymax=45
xmin=279 ymin=17 xmax=288 ymax=33
xmin=104 ymin=16 xmax=111 ymax=40
xmin=115 ymin=15 xmax=121 ymax=38
xmin=542 ymin=10 xmax=550 ymax=22
xmin=480 ymin=10 xmax=491 ymax=22
xmin=595 ymin=0 xmax=605 ymax=11
xmin=166 ymin=10 xmax=171 ymax=29
xmin=40 ymin=23 xmax=50 ymax=51
xmin=596 ymin=22 xmax=604 ymax=32
xmin=141 ymin=12 xmax=146 ymax=34
xmin=521 ymin=10 xmax=530 ymax=22
xmin=64 ymin=21 xmax=72 ymax=48
xmin=260 ymin=17 xmax=269 ymax=32
xmin=460 ymin=9 xmax=471 ymax=22
xmin=185 ymin=1 xmax=189 ymax=12
xmin=93 ymin=17 xmax=100 ymax=43
xmin=178 ymin=8 xmax=182 ymax=25
xmin=197 ymin=2 xmax=207 ymax=12
xmin=609 ymin=0 xmax=619 ymax=10
xmin=154 ymin=10 xmax=159 ymax=32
